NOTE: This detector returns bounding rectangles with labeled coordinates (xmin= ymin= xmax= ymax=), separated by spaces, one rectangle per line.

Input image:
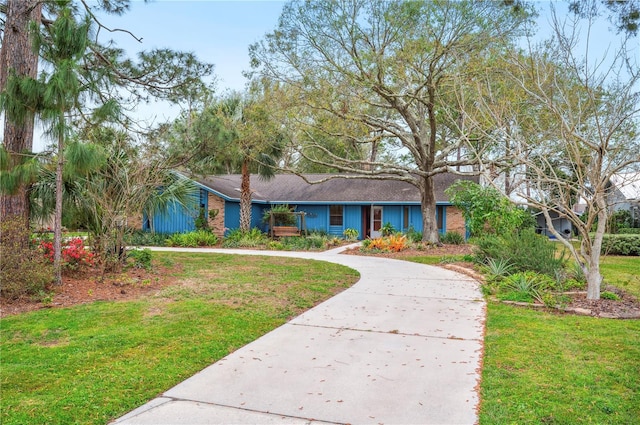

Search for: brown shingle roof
xmin=195 ymin=173 xmax=478 ymax=204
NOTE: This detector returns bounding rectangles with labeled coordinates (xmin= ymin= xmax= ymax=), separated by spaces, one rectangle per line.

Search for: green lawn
xmin=600 ymin=255 xmax=640 ymax=298
xmin=2 ymin=250 xmax=637 ymax=424
xmin=480 ymin=303 xmax=640 ymax=424
xmin=0 ymin=252 xmax=359 ymax=425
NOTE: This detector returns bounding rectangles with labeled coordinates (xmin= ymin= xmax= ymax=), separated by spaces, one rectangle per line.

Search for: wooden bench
xmin=272 ymin=226 xmax=300 ymax=237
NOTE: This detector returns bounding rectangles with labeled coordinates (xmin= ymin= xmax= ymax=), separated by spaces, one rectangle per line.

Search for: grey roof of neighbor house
xmin=609 ymin=172 xmax=640 ymax=202
xmin=194 ymin=173 xmax=479 ymax=204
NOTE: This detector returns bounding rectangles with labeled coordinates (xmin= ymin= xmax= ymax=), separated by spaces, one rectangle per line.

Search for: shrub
xmin=483 ymin=258 xmax=513 ymax=282
xmin=1 ymin=217 xmax=53 ymax=298
xmin=601 ymin=291 xmax=620 ymax=300
xmin=127 ymin=249 xmax=153 ymax=270
xmin=380 ymin=222 xmax=396 ymax=236
xmin=445 ymin=180 xmax=532 ymax=237
xmin=222 ymin=228 xmax=268 ymax=248
xmin=475 ymin=229 xmax=566 ymax=277
xmin=343 ymin=228 xmax=359 ymax=241
xmin=441 ymin=231 xmax=464 ymax=245
xmin=617 ymin=228 xmax=640 ymax=235
xmin=601 ymin=234 xmax=640 ymax=256
xmin=40 ymin=237 xmax=95 ymax=271
xmin=405 ymin=226 xmax=422 ymax=243
xmin=569 ymin=261 xmax=587 ymax=284
xmin=280 ymin=233 xmax=327 ymax=250
xmin=194 ymin=207 xmax=209 ymax=231
xmin=360 ymin=235 xmax=408 ymax=253
xmin=126 ymin=230 xmax=172 ymax=247
xmin=499 ymin=271 xmax=556 ymax=304
xmin=166 ymin=230 xmax=219 ymax=247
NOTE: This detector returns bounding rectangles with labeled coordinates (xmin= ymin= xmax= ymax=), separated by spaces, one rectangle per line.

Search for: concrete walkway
xmin=112 ymin=244 xmax=486 ymax=425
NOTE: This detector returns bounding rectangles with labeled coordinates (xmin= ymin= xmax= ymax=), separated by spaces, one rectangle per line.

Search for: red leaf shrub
xmin=40 ymin=237 xmax=95 ymax=270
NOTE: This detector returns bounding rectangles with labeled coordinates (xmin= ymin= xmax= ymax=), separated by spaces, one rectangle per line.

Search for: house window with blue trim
xmin=437 ymin=205 xmax=445 ymax=233
xmin=329 ymin=205 xmax=343 ymax=226
xmin=403 ymin=206 xmax=410 ymax=229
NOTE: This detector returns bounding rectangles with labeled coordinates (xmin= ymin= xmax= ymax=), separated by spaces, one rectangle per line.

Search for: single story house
xmin=144 ymin=173 xmax=478 ymax=240
xmin=533 ymin=210 xmax=573 ymax=239
xmin=607 ymin=172 xmax=640 ymax=227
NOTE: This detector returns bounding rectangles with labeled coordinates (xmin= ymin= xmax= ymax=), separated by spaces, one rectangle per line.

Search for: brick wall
xmin=446 ymin=206 xmax=466 ymax=235
xmin=208 ymin=193 xmax=226 ymax=238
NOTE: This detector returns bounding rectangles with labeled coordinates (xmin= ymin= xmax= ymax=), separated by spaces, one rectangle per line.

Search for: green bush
xmin=601 ymin=234 xmax=640 ymax=256
xmin=380 ymin=222 xmax=396 ymax=236
xmin=498 ymin=271 xmax=556 ymax=304
xmin=405 ymin=226 xmax=423 ymax=243
xmin=126 ymin=230 xmax=172 ymax=247
xmin=280 ymin=234 xmax=327 ymax=250
xmin=127 ymin=249 xmax=153 ymax=270
xmin=475 ymin=229 xmax=566 ymax=277
xmin=441 ymin=231 xmax=464 ymax=245
xmin=166 ymin=230 xmax=219 ymax=247
xmin=616 ymin=228 xmax=640 ymax=235
xmin=1 ymin=216 xmax=53 ymax=298
xmin=222 ymin=228 xmax=268 ymax=248
xmin=483 ymin=258 xmax=513 ymax=282
xmin=343 ymin=228 xmax=359 ymax=241
xmin=601 ymin=291 xmax=620 ymax=300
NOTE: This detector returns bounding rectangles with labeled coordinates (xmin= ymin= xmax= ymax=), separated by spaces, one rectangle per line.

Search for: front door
xmin=371 ymin=206 xmax=383 ymax=238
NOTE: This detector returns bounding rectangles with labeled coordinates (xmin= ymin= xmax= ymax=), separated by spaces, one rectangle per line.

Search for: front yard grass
xmin=0 ymin=252 xmax=359 ymax=425
xmin=599 ymin=255 xmax=640 ymax=298
xmin=480 ymin=303 xmax=640 ymax=424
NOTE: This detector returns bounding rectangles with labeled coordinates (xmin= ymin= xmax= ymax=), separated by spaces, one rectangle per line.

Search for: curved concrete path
xmin=112 ymin=244 xmax=486 ymax=425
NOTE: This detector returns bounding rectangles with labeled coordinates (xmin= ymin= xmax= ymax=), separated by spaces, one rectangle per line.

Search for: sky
xmin=24 ymin=1 xmax=630 ymax=152
xmin=99 ymin=0 xmax=285 ymax=93
xmin=32 ymin=1 xmax=286 ymax=151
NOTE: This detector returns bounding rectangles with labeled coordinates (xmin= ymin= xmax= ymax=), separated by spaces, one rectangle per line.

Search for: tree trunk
xmin=419 ymin=175 xmax=440 ymax=244
xmin=239 ymin=158 xmax=252 ymax=232
xmin=53 ymin=129 xmax=64 ymax=285
xmin=0 ymin=0 xmax=42 ymax=233
xmin=583 ymin=195 xmax=608 ymax=300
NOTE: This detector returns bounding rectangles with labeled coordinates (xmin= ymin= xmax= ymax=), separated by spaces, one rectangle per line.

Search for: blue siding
xmin=382 ymin=205 xmax=403 ymax=232
xmin=296 ymin=205 xmax=328 ymax=233
xmin=344 ymin=205 xmax=361 ymax=237
xmin=147 ymin=189 xmax=207 ymax=234
xmin=409 ymin=206 xmax=422 ymax=232
xmin=224 ymin=202 xmax=240 ymax=232
xmin=148 ymin=184 xmax=465 ymax=240
xmin=151 ymin=201 xmax=195 ymax=233
xmin=222 ymin=202 xmax=268 ymax=233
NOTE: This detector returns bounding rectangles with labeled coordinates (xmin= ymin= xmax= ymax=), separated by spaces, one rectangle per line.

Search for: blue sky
xmin=27 ymin=1 xmax=627 ymax=151
xmin=31 ymin=1 xmax=286 ymax=151
xmin=100 ymin=1 xmax=285 ymax=92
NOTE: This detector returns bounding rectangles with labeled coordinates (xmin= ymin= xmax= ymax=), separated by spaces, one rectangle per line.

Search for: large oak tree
xmin=249 ymin=0 xmax=533 ymax=242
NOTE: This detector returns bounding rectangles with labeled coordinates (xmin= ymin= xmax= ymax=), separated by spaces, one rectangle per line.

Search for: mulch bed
xmin=0 ymin=264 xmax=181 ymax=318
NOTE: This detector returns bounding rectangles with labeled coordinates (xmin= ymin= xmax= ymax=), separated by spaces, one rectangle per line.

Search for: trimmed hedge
xmin=601 ymin=234 xmax=640 ymax=256
xmin=617 ymin=228 xmax=640 ymax=235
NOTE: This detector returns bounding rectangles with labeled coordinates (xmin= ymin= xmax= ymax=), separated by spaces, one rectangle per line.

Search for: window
xmin=403 ymin=206 xmax=410 ymax=229
xmin=436 ymin=205 xmax=444 ymax=232
xmin=329 ymin=205 xmax=343 ymax=226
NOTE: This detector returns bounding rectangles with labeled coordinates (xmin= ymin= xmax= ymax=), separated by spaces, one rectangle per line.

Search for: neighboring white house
xmin=608 ymin=172 xmax=640 ymax=226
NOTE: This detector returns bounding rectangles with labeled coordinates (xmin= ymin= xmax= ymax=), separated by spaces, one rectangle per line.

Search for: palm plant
xmin=167 ymin=87 xmax=286 ymax=232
